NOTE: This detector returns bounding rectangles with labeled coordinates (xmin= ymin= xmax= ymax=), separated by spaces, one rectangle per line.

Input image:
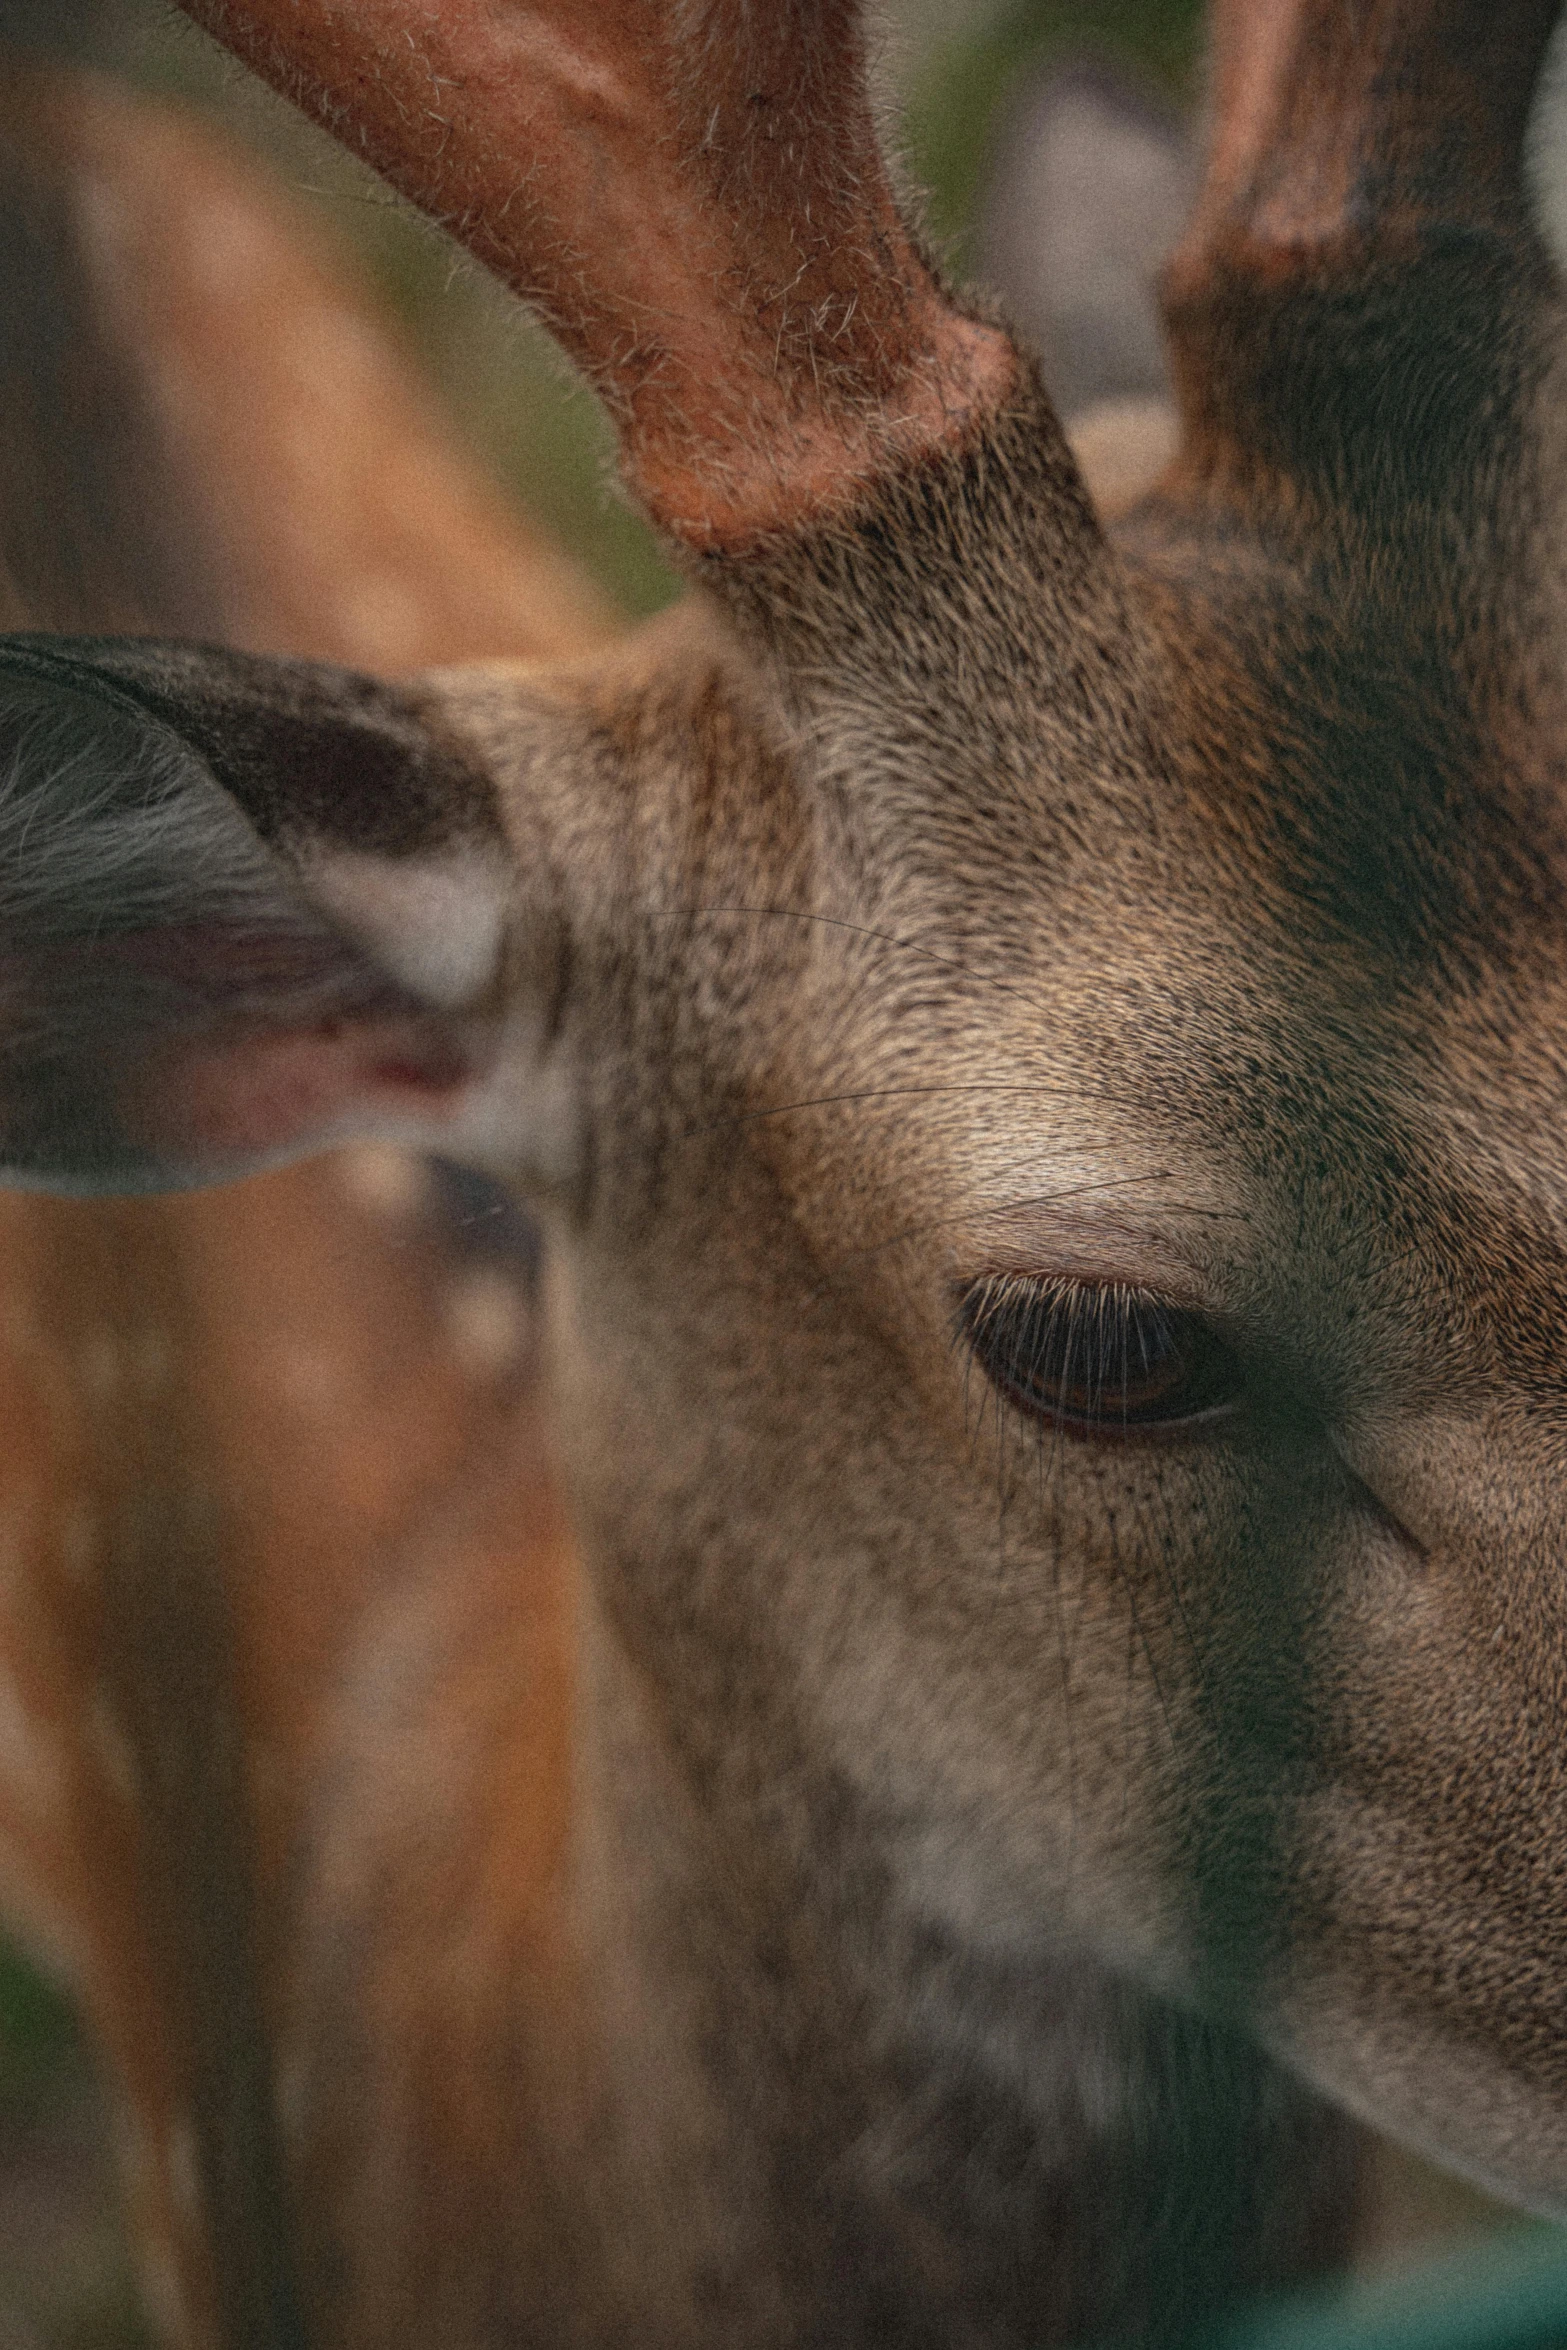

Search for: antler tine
xmin=1162 ymin=0 xmax=1563 ymax=493
xmin=174 ymin=0 xmax=1017 ymax=553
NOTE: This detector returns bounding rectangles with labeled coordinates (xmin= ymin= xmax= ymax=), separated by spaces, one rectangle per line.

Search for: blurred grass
xmin=0 ymin=1951 xmax=79 ymax=2120
xmin=904 ymin=0 xmax=1204 ymax=260
xmin=0 ymin=1949 xmax=144 ymax=2349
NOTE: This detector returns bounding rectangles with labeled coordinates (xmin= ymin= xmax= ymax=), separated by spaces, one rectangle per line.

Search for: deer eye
xmin=958 ymin=1275 xmax=1242 ymax=1438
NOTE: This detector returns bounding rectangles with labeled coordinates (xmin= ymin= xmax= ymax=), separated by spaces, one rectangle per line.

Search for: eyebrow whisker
xmin=643 ymin=901 xmax=1050 ymax=1023
xmin=807 ymin=1172 xmax=1212 ymax=1297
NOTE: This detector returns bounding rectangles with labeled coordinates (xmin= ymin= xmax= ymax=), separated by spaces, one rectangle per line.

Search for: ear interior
xmin=301 ymin=845 xmax=509 ymax=1011
xmin=0 ymin=667 xmax=507 ymax=1192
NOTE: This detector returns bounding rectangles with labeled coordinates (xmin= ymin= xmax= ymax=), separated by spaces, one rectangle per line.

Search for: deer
xmin=0 ymin=0 xmax=1561 ymax=2342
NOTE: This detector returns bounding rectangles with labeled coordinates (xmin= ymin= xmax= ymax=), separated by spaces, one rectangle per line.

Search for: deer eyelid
xmin=956 ymin=1270 xmax=1247 ymax=1442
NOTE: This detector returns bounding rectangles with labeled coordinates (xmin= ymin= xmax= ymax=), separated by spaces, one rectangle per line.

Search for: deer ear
xmin=0 ymin=638 xmax=512 ymax=1193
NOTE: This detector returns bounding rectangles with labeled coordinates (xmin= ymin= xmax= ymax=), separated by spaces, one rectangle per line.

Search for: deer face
xmin=5 ymin=0 xmax=1567 ymax=2244
xmin=482 ymin=476 xmax=1567 ymax=2217
xmin=466 ymin=376 xmax=1567 ymax=2211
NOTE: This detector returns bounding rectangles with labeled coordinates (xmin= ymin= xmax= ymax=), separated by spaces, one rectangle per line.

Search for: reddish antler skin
xmin=173 ymin=0 xmax=1016 ymax=546
xmin=1162 ymin=0 xmax=1564 ymax=486
xmin=1178 ymin=0 xmax=1560 ymax=274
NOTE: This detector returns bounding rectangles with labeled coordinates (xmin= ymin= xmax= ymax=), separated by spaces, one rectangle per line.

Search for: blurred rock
xmin=1065 ymin=392 xmax=1180 ymax=519
xmin=974 ymin=60 xmax=1195 ymax=419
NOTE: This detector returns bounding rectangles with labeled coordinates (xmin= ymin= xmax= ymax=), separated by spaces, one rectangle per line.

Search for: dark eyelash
xmin=957 ymin=1272 xmax=1243 ymax=1439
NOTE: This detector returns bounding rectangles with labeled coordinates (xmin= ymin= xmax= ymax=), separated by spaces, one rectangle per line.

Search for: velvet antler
xmin=175 ymin=0 xmax=1016 ymax=550
xmin=1162 ymin=0 xmax=1563 ymax=495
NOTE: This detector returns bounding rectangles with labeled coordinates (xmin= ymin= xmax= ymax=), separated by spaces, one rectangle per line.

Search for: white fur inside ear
xmin=1526 ymin=8 xmax=1567 ymax=275
xmin=301 ymin=846 xmax=508 ymax=1010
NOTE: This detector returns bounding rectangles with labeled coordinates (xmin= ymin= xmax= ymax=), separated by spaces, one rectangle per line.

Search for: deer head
xmin=4 ymin=0 xmax=1567 ymax=2294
